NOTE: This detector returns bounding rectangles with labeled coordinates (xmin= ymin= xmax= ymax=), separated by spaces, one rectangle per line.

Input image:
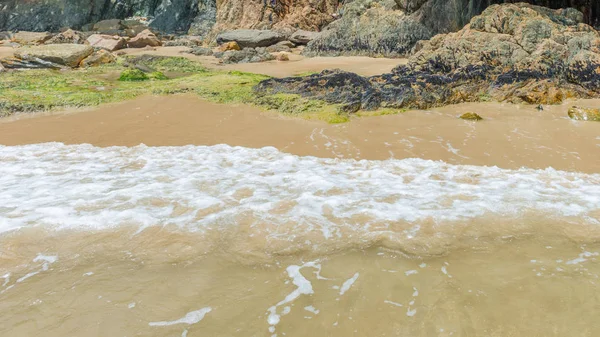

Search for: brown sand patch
xmin=119 ymin=46 xmax=406 ymax=77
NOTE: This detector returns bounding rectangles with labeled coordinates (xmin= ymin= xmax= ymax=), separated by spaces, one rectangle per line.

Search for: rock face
xmin=305 ymin=0 xmax=600 ymax=57
xmin=0 ymin=0 xmax=217 ymax=35
xmin=127 ymin=29 xmax=162 ymax=48
xmin=87 ymin=34 xmax=128 ymax=52
xmin=256 ymin=4 xmax=600 ymax=110
xmin=304 ymin=0 xmax=433 ymax=57
xmin=14 ymin=44 xmax=94 ymax=68
xmin=213 ymin=0 xmax=339 ymax=34
xmin=0 ymin=0 xmax=337 ymax=37
xmin=568 ymin=106 xmax=600 ymax=121
xmin=216 ymin=29 xmax=285 ymax=48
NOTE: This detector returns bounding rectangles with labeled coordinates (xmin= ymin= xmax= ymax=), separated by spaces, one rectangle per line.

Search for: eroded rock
xmin=87 ymin=34 xmax=127 ymax=52
xmin=80 ymin=49 xmax=117 ymax=67
xmin=127 ymin=29 xmax=162 ymax=48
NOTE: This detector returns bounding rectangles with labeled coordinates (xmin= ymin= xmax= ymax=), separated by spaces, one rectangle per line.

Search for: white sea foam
xmin=0 ymin=143 xmax=598 ymax=243
xmin=149 ymin=307 xmax=212 ymax=327
xmin=304 ymin=306 xmax=320 ymax=315
xmin=339 ymin=273 xmax=359 ymax=296
xmin=565 ymin=251 xmax=599 ymax=265
xmin=15 ymin=254 xmax=58 ymax=284
xmin=267 ymin=262 xmax=318 ymax=335
xmin=384 ymin=300 xmax=403 ymax=307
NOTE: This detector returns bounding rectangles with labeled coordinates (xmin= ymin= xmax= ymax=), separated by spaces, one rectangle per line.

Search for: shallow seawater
xmin=0 ymin=144 xmax=599 ymax=337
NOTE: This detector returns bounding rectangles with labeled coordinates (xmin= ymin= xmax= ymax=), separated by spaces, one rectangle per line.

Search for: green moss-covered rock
xmin=118 ymin=69 xmax=149 ymax=81
xmin=459 ymin=112 xmax=484 ymax=121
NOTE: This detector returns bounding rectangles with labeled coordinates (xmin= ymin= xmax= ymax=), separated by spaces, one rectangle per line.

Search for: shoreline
xmin=1 ymin=94 xmax=598 ymax=173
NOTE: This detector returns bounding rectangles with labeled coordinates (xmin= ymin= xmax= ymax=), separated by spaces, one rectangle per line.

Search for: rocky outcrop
xmin=304 ymin=0 xmax=600 ymax=57
xmin=256 ymin=4 xmax=600 ymax=110
xmin=216 ymin=29 xmax=285 ymax=48
xmin=1 ymin=0 xmax=598 ymax=45
xmin=304 ymin=0 xmax=433 ymax=57
xmin=13 ymin=44 xmax=94 ymax=68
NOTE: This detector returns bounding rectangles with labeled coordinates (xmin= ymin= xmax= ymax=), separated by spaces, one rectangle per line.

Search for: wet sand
xmin=1 ymin=47 xmax=600 ymax=337
xmin=0 ymin=95 xmax=598 ymax=173
xmin=120 ymin=46 xmax=407 ymax=77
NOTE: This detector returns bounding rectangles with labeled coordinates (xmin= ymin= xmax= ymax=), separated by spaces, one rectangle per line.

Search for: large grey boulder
xmin=216 ymin=29 xmax=285 ymax=48
xmin=14 ymin=44 xmax=94 ymax=68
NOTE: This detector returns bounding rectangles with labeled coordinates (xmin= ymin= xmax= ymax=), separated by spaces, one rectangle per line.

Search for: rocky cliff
xmin=0 ymin=0 xmax=598 ymax=37
xmin=0 ymin=0 xmax=338 ymax=35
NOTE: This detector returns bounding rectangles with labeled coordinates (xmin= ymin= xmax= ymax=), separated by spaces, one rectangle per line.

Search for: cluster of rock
xmin=0 ymin=19 xmax=166 ymax=69
xmin=185 ymin=28 xmax=319 ymax=64
xmin=256 ymin=4 xmax=600 ymax=109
